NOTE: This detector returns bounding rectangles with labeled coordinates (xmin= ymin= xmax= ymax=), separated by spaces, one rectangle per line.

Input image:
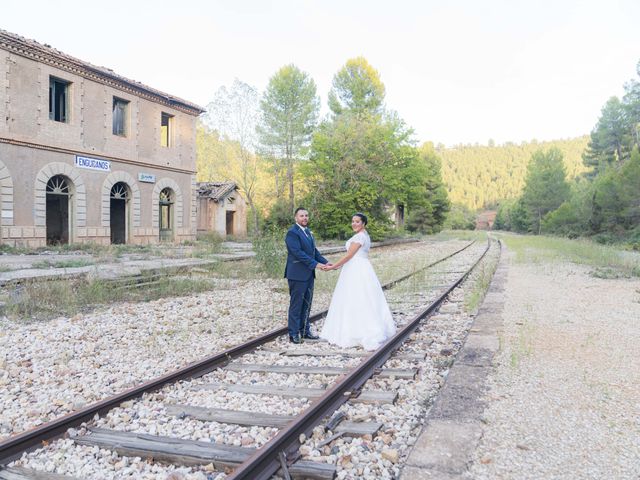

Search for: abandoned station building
xmin=0 ymin=29 xmax=205 ymax=247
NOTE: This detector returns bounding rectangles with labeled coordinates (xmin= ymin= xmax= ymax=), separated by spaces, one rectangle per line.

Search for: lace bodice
xmin=346 ymin=231 xmax=370 ymax=258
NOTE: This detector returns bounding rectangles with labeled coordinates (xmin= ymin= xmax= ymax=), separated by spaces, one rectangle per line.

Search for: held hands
xmin=318 ymin=263 xmax=336 ymax=271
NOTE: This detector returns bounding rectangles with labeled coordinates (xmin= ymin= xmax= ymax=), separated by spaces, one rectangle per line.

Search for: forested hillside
xmin=438 ymin=137 xmax=590 ymax=210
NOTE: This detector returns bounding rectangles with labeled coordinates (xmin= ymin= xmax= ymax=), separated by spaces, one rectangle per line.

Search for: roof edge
xmin=0 ymin=29 xmax=205 ymax=116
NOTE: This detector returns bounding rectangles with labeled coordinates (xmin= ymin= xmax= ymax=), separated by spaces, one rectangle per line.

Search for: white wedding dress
xmin=320 ymin=231 xmax=396 ymax=350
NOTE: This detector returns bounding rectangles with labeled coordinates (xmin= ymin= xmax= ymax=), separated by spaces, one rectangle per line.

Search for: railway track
xmin=0 ymin=238 xmax=497 ymax=479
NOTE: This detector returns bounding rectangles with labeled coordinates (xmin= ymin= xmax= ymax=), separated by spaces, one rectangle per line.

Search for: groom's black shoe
xmin=302 ymin=332 xmax=319 ymax=340
xmin=289 ymin=334 xmax=303 ymax=344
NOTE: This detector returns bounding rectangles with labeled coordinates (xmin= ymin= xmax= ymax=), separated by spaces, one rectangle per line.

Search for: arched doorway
xmin=46 ymin=175 xmax=72 ymax=245
xmin=159 ymin=187 xmax=174 ymax=242
xmin=110 ymin=182 xmax=130 ymax=244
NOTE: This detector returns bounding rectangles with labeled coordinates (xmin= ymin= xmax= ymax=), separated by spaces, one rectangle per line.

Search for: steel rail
xmin=227 ymin=238 xmax=492 ymax=480
xmin=0 ymin=239 xmax=476 ymax=465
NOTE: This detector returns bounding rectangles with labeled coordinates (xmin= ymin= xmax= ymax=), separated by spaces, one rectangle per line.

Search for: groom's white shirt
xmin=296 ymin=223 xmax=310 ymax=237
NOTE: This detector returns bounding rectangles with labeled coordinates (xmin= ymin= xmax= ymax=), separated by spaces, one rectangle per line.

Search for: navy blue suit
xmin=284 ymin=224 xmax=328 ymax=338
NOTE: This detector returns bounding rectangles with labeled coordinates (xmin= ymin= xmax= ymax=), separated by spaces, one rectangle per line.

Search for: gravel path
xmin=469 ymin=253 xmax=640 ymax=479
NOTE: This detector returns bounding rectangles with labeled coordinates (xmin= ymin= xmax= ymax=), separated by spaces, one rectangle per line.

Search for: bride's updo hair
xmin=353 ymin=212 xmax=368 ymax=226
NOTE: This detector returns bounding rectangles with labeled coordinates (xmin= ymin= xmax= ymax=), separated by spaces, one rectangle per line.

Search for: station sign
xmin=75 ymin=155 xmax=111 ymax=172
xmin=138 ymin=173 xmax=156 ymax=183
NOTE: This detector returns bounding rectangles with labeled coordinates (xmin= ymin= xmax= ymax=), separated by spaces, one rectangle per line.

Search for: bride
xmin=320 ymin=213 xmax=396 ymax=350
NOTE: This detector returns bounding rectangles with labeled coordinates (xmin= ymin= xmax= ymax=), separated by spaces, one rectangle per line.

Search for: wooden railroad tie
xmin=71 ymin=428 xmax=335 ymax=479
xmin=165 ymin=404 xmax=292 ymax=428
xmin=0 ymin=467 xmax=81 ymax=480
xmin=192 ymin=383 xmax=398 ymax=404
xmin=165 ymin=404 xmax=382 ymax=438
xmin=260 ymin=347 xmax=426 ymax=361
xmin=224 ymin=363 xmax=418 ymax=379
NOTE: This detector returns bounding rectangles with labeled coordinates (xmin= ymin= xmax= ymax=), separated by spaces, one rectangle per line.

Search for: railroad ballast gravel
xmin=3 ymin=240 xmax=495 ymax=479
xmin=0 ymin=240 xmax=470 ymax=439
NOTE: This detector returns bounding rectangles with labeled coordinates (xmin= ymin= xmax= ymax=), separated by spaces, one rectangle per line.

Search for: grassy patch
xmin=190 ymin=232 xmax=226 ymax=258
xmin=2 ymin=274 xmax=214 ymax=321
xmin=1 ymin=242 xmax=184 ymax=260
xmin=509 ymin=318 xmax=535 ymax=369
xmin=496 ymin=232 xmax=640 ymax=278
xmin=465 ymin=255 xmax=499 ymax=313
xmin=433 ymin=230 xmax=488 ymax=242
xmin=31 ymin=259 xmax=95 ymax=269
xmin=5 ymin=280 xmax=78 ymax=319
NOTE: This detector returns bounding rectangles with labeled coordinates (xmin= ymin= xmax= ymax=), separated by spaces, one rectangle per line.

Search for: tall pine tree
xmin=521 ymin=148 xmax=571 ymax=234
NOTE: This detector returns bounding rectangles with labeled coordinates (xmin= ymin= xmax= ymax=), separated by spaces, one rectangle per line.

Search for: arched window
xmin=47 ymin=175 xmax=70 ymax=195
xmin=159 ymin=187 xmax=174 ymax=241
xmin=110 ymin=182 xmax=129 ymax=200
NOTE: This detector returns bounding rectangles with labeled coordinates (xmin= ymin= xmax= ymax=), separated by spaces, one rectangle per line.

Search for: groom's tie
xmin=304 ymin=227 xmax=311 ymax=238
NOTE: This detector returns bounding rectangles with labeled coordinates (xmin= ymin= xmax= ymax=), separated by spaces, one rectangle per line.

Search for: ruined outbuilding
xmin=475 ymin=210 xmax=497 ymax=230
xmin=196 ymin=182 xmax=247 ymax=238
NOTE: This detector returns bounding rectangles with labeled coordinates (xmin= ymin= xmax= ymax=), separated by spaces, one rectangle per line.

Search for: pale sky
xmin=3 ymin=0 xmax=640 ymax=146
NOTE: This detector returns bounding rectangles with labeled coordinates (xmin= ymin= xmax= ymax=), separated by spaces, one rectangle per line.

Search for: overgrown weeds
xmin=253 ymin=233 xmax=287 ymax=278
xmin=2 ymin=274 xmax=214 ymax=321
xmin=465 ymin=254 xmax=499 ymax=313
xmin=31 ymin=259 xmax=95 ymax=269
xmin=496 ymin=232 xmax=640 ymax=278
xmin=191 ymin=232 xmax=225 ymax=257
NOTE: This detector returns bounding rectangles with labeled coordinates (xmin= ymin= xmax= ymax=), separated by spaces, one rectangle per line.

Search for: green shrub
xmin=253 ymin=232 xmax=287 ymax=278
xmin=197 ymin=231 xmax=224 ymax=247
xmin=443 ymin=204 xmax=476 ymax=230
xmin=262 ymin=199 xmax=294 ymax=234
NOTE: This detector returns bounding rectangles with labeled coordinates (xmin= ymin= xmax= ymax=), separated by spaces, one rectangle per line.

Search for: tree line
xmin=196 ymin=58 xmax=449 ymax=240
xmin=495 ymin=60 xmax=640 ymax=244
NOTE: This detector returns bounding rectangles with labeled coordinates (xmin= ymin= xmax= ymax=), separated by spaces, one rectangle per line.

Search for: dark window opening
xmin=49 ymin=77 xmax=70 ymax=123
xmin=110 ymin=182 xmax=129 ymax=244
xmin=226 ymin=211 xmax=234 ymax=236
xmin=46 ymin=175 xmax=71 ymax=245
xmin=161 ymin=112 xmax=173 ymax=147
xmin=112 ymin=97 xmax=129 ymax=136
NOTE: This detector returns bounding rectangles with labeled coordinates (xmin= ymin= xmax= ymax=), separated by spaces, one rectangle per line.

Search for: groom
xmin=284 ymin=207 xmax=330 ymax=344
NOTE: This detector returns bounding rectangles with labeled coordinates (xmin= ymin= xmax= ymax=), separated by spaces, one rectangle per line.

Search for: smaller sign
xmin=138 ymin=173 xmax=156 ymax=183
xmin=75 ymin=155 xmax=111 ymax=172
